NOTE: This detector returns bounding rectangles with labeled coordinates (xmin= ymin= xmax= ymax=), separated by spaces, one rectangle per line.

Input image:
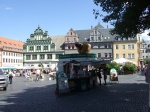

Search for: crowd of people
xmin=2 ymin=68 xmax=56 ymax=84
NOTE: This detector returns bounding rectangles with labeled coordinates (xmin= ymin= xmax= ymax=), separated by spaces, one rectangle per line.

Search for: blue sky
xmin=0 ymin=0 xmax=149 ymax=42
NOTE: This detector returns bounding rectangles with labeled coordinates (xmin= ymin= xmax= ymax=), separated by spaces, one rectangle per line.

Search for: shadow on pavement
xmin=0 ymin=82 xmax=149 ymax=112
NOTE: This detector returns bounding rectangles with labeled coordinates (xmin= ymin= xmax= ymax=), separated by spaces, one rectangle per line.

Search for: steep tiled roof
xmin=0 ymin=36 xmax=24 ymax=50
xmin=75 ymin=29 xmax=93 ymax=42
xmin=75 ymin=28 xmax=117 ymax=42
xmin=50 ymin=35 xmax=65 ymax=50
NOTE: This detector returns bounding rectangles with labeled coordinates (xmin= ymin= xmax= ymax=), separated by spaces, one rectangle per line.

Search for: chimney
xmin=91 ymin=26 xmax=93 ymax=29
xmin=107 ymin=25 xmax=109 ymax=29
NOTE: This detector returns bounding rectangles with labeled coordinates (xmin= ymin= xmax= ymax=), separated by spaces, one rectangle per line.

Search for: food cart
xmin=55 ymin=53 xmax=98 ymax=94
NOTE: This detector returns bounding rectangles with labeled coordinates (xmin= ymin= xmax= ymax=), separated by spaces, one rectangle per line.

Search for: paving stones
xmin=0 ymin=74 xmax=149 ymax=112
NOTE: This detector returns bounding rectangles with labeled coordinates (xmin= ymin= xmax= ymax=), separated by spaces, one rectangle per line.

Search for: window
xmin=128 ymin=53 xmax=135 ymax=59
xmin=128 ymin=44 xmax=134 ymax=49
xmin=43 ymin=46 xmax=48 ymax=50
xmin=3 ymin=58 xmax=5 ymax=62
xmin=122 ymin=45 xmax=125 ymax=49
xmin=26 ymin=55 xmax=31 ymax=60
xmin=56 ymin=54 xmax=60 ymax=59
xmin=40 ymin=54 xmax=45 ymax=59
xmin=74 ymin=38 xmax=76 ymax=42
xmin=104 ymin=44 xmax=107 ymax=48
xmin=36 ymin=46 xmax=41 ymax=50
xmin=105 ymin=53 xmax=107 ymax=58
xmin=71 ymin=32 xmax=72 ymax=35
xmin=122 ymin=54 xmax=125 ymax=58
xmin=91 ymin=37 xmax=94 ymax=41
xmin=67 ymin=38 xmax=69 ymax=42
xmin=95 ymin=31 xmax=97 ymax=35
xmin=98 ymin=37 xmax=100 ymax=40
xmin=68 ymin=46 xmax=70 ymax=49
xmin=116 ymin=54 xmax=119 ymax=59
xmin=98 ymin=53 xmax=101 ymax=58
xmin=29 ymin=46 xmax=34 ymax=51
xmin=32 ymin=55 xmax=37 ymax=60
xmin=116 ymin=45 xmax=118 ymax=49
xmin=72 ymin=46 xmax=74 ymax=49
xmin=47 ymin=54 xmax=52 ymax=59
xmin=3 ymin=52 xmax=5 ymax=55
xmin=109 ymin=53 xmax=112 ymax=57
xmin=108 ymin=45 xmax=111 ymax=48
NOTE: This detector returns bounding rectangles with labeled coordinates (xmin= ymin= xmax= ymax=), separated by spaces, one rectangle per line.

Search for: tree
xmin=106 ymin=62 xmax=120 ymax=72
xmin=93 ymin=0 xmax=150 ymax=37
xmin=144 ymin=58 xmax=150 ymax=64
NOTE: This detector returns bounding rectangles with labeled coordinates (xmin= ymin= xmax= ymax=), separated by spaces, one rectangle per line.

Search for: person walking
xmin=8 ymin=70 xmax=13 ymax=84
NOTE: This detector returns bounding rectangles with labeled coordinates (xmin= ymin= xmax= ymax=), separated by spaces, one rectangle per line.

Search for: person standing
xmin=96 ymin=68 xmax=102 ymax=85
xmin=35 ymin=69 xmax=41 ymax=82
xmin=103 ymin=69 xmax=107 ymax=85
xmin=8 ymin=70 xmax=13 ymax=84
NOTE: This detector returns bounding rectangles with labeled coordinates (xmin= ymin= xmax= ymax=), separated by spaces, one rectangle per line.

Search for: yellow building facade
xmin=113 ymin=36 xmax=142 ymax=66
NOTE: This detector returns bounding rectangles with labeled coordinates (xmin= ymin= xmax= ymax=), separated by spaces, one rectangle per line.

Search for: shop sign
xmin=59 ymin=53 xmax=97 ymax=59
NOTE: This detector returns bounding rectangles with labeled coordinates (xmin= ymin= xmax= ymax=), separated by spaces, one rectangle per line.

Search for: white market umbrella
xmin=113 ymin=58 xmax=136 ymax=65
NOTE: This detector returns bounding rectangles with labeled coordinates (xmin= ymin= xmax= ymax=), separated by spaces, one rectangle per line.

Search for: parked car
xmin=0 ymin=69 xmax=9 ymax=91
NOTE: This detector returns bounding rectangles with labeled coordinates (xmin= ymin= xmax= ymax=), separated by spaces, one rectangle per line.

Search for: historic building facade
xmin=23 ymin=26 xmax=64 ymax=70
xmin=113 ymin=34 xmax=143 ymax=65
xmin=64 ymin=23 xmax=115 ymax=61
xmin=0 ymin=37 xmax=24 ymax=67
xmin=141 ymin=40 xmax=150 ymax=59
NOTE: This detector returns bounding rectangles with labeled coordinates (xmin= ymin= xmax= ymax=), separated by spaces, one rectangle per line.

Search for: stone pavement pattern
xmin=0 ymin=74 xmax=149 ymax=112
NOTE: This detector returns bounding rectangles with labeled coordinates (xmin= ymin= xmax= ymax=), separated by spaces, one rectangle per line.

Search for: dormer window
xmin=91 ymin=37 xmax=94 ymax=41
xmin=71 ymin=32 xmax=72 ymax=35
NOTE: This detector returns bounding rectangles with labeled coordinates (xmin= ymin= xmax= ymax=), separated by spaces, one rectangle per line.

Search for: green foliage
xmin=93 ymin=0 xmax=150 ymax=37
xmin=106 ymin=62 xmax=120 ymax=72
xmin=144 ymin=58 xmax=150 ymax=64
xmin=123 ymin=62 xmax=136 ymax=71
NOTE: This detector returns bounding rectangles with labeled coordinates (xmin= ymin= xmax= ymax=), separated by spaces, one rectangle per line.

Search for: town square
xmin=0 ymin=0 xmax=150 ymax=112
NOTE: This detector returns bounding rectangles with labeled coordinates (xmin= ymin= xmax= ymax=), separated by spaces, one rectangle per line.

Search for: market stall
xmin=55 ymin=53 xmax=98 ymax=94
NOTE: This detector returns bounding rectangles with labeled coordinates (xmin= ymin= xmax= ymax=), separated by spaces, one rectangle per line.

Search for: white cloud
xmin=5 ymin=7 xmax=13 ymax=10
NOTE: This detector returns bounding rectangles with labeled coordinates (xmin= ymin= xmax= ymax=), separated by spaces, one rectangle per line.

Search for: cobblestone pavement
xmin=0 ymin=73 xmax=149 ymax=112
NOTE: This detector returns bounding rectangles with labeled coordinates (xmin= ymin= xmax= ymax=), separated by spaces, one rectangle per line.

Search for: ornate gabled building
xmin=23 ymin=26 xmax=64 ymax=69
xmin=64 ymin=23 xmax=115 ymax=60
